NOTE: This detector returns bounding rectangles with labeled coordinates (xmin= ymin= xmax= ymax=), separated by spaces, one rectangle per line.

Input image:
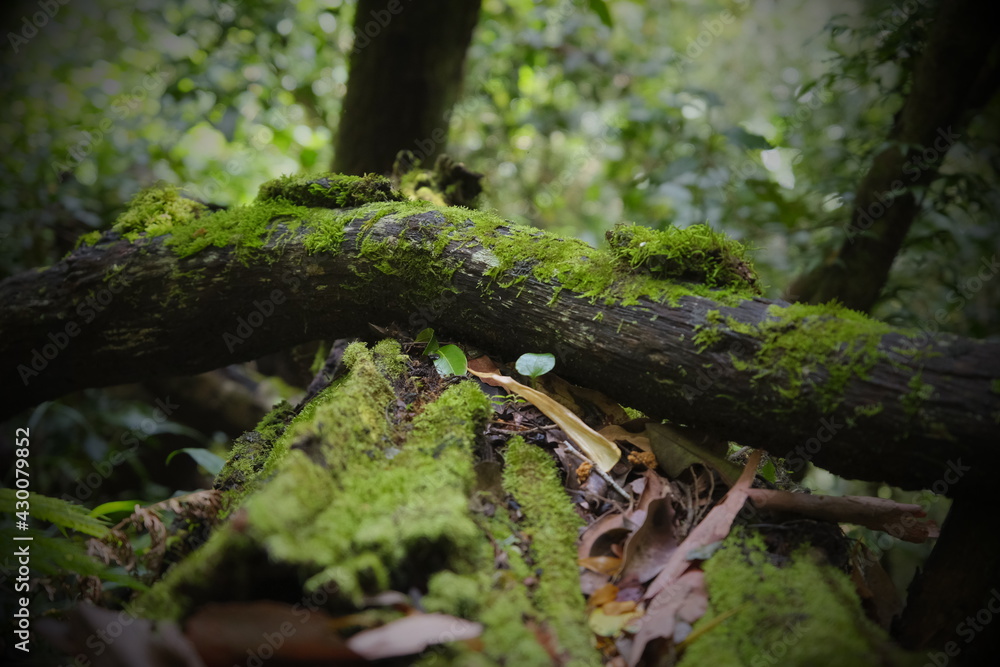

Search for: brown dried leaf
xmin=37 ymin=602 xmax=205 ymax=667
xmin=618 ymin=496 xmax=679 ymax=584
xmin=468 ymin=369 xmax=622 ymax=471
xmin=580 ymin=555 xmax=624 ymax=575
xmin=628 ymin=569 xmax=708 ymax=667
xmin=644 ymin=450 xmax=761 ymax=600
xmin=346 ymin=612 xmax=483 ymax=660
xmin=185 ymin=601 xmax=362 ymax=665
xmin=600 ymin=424 xmax=651 ymax=452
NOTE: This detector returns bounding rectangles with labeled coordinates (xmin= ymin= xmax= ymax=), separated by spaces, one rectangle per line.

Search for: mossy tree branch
xmin=1 ymin=184 xmax=997 ymax=493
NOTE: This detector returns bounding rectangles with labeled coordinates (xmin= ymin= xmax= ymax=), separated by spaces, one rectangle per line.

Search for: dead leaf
xmin=644 ymin=450 xmax=761 ymax=600
xmin=600 ymin=424 xmax=651 ymax=452
xmin=36 ymin=602 xmax=206 ymax=667
xmin=536 ymin=373 xmax=630 ymax=425
xmin=185 ymin=601 xmax=362 ymax=666
xmin=617 ymin=496 xmax=679 ymax=584
xmin=646 ymin=422 xmax=742 ymax=485
xmin=850 ymin=542 xmax=903 ymax=629
xmin=580 ymin=555 xmax=624 ymax=575
xmin=588 ymin=602 xmax=645 ymax=638
xmin=469 ymin=368 xmax=622 ymax=471
xmin=589 ymin=583 xmax=620 ymax=608
xmin=628 ymin=569 xmax=708 ymax=666
xmin=346 ymin=612 xmax=483 ymax=660
xmin=467 ymin=354 xmax=501 ymax=377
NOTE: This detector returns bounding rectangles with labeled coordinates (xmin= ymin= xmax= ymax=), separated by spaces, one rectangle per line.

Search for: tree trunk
xmin=786 ymin=0 xmax=1000 ymax=312
xmin=333 ymin=0 xmax=482 ymax=175
xmin=2 ymin=175 xmax=997 ymax=495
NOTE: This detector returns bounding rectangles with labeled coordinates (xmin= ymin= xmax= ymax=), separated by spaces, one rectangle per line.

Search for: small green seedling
xmin=433 ymin=344 xmax=468 ymax=376
xmin=416 ymin=328 xmax=468 ymax=376
xmin=416 ymin=327 xmax=440 ymax=355
xmin=515 ymin=352 xmax=556 ymax=386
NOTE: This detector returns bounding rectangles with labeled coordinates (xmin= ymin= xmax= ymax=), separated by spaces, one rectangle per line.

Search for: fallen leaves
xmin=468 ymin=367 xmax=622 ymax=471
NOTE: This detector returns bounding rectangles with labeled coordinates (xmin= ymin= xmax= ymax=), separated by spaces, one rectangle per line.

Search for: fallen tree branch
xmin=2 ymin=178 xmax=997 ymax=491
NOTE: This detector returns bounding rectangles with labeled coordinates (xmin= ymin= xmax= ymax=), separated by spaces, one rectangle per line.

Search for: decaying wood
xmin=1 ymin=203 xmax=997 ymax=492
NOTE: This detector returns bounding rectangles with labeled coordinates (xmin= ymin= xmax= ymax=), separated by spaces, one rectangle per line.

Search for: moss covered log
xmin=1 ymin=173 xmax=997 ymax=492
xmin=136 ymin=341 xmax=602 ymax=665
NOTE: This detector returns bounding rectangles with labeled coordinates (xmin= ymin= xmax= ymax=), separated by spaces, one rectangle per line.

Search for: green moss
xmin=606 ymin=222 xmax=760 ymax=292
xmin=134 ymin=524 xmax=258 ymax=620
xmin=990 ymin=379 xmax=1000 ymax=395
xmin=347 ymin=200 xmax=464 ymax=301
xmin=106 ymin=183 xmax=349 ymax=262
xmin=244 ymin=348 xmax=492 ymax=603
xmin=257 ymin=172 xmax=405 ymax=208
xmin=214 ymin=400 xmax=296 ymax=508
xmin=426 ymin=206 xmax=757 ymax=308
xmin=693 ymin=323 xmax=725 ymax=351
xmin=75 ymin=230 xmax=102 ymax=249
xmin=502 ymin=437 xmax=600 ymax=667
xmin=852 ymin=403 xmax=884 ymax=419
xmin=112 ymin=185 xmax=208 ymax=239
xmin=135 ymin=342 xmax=603 ymax=663
xmin=371 ymin=339 xmax=408 ymax=377
xmin=678 ymin=530 xmax=920 ymax=667
xmin=92 ymin=173 xmax=774 ymax=314
xmin=902 ymin=373 xmax=934 ymax=419
xmin=164 ymin=199 xmax=313 ymax=260
xmin=712 ymin=302 xmax=892 ymax=412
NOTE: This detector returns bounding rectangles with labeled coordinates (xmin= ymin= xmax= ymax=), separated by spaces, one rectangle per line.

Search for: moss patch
xmin=245 ymin=348 xmax=492 ymax=603
xmin=698 ymin=302 xmax=893 ymax=412
xmin=112 ymin=185 xmax=209 ymax=238
xmin=606 ymin=222 xmax=760 ymax=293
xmin=108 ymin=183 xmax=345 ymax=261
xmin=90 ymin=172 xmax=775 ymax=311
xmin=502 ymin=437 xmax=600 ymax=666
xmin=214 ymin=400 xmax=296 ymax=509
xmin=257 ymin=172 xmax=405 ymax=208
xmin=678 ymin=529 xmax=920 ymax=666
xmin=134 ymin=341 xmax=609 ymax=663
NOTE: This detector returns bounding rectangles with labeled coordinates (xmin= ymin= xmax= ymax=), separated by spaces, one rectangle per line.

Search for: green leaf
xmin=759 ymin=458 xmax=777 ymax=483
xmin=588 ymin=0 xmax=613 ymax=27
xmin=166 ymin=448 xmax=226 ymax=475
xmin=722 ymin=127 xmax=773 ymax=151
xmin=0 ymin=489 xmax=109 ymax=538
xmin=433 ymin=344 xmax=468 ymax=376
xmin=416 ymin=327 xmax=440 ymax=355
xmin=515 ymin=352 xmax=556 ymax=379
xmin=0 ymin=525 xmax=147 ymax=590
xmin=89 ymin=500 xmax=143 ymax=519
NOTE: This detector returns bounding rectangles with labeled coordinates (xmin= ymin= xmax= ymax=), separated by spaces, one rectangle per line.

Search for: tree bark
xmin=786 ymin=0 xmax=1000 ymax=312
xmin=2 ymin=197 xmax=997 ymax=494
xmin=333 ymin=0 xmax=482 ymax=175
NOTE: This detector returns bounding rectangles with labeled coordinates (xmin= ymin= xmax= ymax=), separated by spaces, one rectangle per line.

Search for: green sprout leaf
xmin=416 ymin=327 xmax=440 ymax=355
xmin=515 ymin=352 xmax=556 ymax=380
xmin=433 ymin=344 xmax=468 ymax=376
